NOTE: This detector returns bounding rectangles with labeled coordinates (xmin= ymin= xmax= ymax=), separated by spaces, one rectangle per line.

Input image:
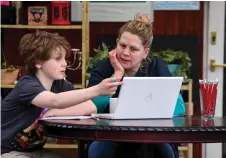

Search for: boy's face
xmin=36 ymin=47 xmax=67 ymax=80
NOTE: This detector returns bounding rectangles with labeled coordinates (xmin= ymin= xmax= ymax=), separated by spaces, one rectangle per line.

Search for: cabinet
xmin=1 ymin=1 xmax=89 ymax=88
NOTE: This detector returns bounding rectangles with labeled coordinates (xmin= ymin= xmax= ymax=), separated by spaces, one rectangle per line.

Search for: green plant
xmin=86 ymin=44 xmax=192 ymax=82
xmin=1 ymin=61 xmax=16 ymax=69
xmin=150 ymin=49 xmax=192 ymax=79
xmin=86 ymin=43 xmax=109 ymax=79
xmin=1 ymin=50 xmax=15 ymax=69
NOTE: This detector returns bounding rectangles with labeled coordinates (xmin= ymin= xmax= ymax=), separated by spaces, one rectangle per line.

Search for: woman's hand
xmin=96 ymin=77 xmax=123 ymax=96
xmin=109 ymin=49 xmax=124 ymax=78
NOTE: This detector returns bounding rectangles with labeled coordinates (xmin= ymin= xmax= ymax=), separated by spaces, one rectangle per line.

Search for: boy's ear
xmin=35 ymin=61 xmax=42 ymax=69
xmin=35 ymin=63 xmax=41 ymax=69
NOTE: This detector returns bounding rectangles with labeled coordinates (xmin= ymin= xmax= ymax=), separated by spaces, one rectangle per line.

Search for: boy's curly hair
xmin=19 ymin=31 xmax=71 ymax=75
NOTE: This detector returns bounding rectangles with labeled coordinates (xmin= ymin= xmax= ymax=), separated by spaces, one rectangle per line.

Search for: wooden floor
xmin=48 ymin=148 xmax=187 ymax=158
xmin=48 ymin=148 xmax=78 ymax=158
xmin=46 ymin=146 xmax=187 ymax=158
xmin=44 ymin=138 xmax=188 ymax=158
xmin=44 ymin=138 xmax=79 ymax=158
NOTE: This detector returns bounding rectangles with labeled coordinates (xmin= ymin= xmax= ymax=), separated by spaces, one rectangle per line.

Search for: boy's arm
xmin=32 ymin=77 xmax=122 ymax=109
xmin=32 ymin=85 xmax=101 ymax=109
xmin=42 ymin=100 xmax=97 ymax=117
xmin=42 ymin=81 xmax=97 ymax=117
xmin=43 ymin=90 xmax=112 ymax=118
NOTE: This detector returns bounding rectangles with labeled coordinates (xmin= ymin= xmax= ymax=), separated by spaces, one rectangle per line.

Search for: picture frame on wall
xmin=28 ymin=6 xmax=47 ymax=25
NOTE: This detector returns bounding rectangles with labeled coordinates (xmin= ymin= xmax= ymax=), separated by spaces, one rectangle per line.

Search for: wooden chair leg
xmin=78 ymin=140 xmax=88 ymax=158
xmin=140 ymin=144 xmax=155 ymax=158
xmin=187 ymin=144 xmax=193 ymax=158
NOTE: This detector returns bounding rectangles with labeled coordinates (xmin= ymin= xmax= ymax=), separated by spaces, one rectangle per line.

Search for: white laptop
xmin=91 ymin=77 xmax=183 ymax=120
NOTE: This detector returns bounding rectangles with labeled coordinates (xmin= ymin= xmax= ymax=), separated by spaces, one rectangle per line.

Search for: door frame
xmin=202 ymin=1 xmax=225 ymax=158
xmin=223 ymin=1 xmax=226 ymax=157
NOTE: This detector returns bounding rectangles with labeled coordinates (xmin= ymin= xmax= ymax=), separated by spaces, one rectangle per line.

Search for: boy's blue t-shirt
xmin=1 ymin=75 xmax=74 ymax=154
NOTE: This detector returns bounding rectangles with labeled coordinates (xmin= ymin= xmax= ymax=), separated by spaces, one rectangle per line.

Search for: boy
xmin=1 ymin=31 xmax=122 ymax=158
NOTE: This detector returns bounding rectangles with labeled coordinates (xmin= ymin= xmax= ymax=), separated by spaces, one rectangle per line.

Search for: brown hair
xmin=118 ymin=13 xmax=153 ymax=48
xmin=19 ymin=31 xmax=71 ymax=75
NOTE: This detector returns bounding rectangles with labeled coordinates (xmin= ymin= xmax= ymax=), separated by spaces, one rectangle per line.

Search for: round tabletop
xmin=39 ymin=116 xmax=226 ymax=143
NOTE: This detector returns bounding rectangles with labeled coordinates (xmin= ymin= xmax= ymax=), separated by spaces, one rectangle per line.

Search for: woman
xmin=87 ymin=13 xmax=184 ymax=158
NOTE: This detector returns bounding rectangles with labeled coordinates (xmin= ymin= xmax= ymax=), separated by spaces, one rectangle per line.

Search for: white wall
xmin=71 ymin=2 xmax=154 ymax=22
xmin=202 ymin=1 xmax=225 ymax=158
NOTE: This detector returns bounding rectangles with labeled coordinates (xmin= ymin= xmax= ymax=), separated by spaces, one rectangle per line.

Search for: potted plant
xmin=1 ymin=61 xmax=22 ymax=85
xmin=86 ymin=43 xmax=109 ymax=81
xmin=150 ymin=49 xmax=192 ymax=80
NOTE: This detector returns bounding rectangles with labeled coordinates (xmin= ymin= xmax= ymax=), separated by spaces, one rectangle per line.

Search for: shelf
xmin=1 ymin=83 xmax=83 ymax=89
xmin=1 ymin=25 xmax=82 ymax=29
xmin=44 ymin=141 xmax=187 ymax=151
xmin=178 ymin=146 xmax=189 ymax=151
xmin=1 ymin=83 xmax=190 ymax=90
xmin=181 ymin=85 xmax=189 ymax=91
xmin=44 ymin=143 xmax=78 ymax=149
xmin=74 ymin=84 xmax=83 ymax=89
xmin=1 ymin=1 xmax=89 ymax=88
xmin=0 ymin=84 xmax=15 ymax=88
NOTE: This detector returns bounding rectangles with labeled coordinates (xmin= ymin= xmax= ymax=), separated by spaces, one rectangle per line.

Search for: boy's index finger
xmin=112 ymin=77 xmax=122 ymax=82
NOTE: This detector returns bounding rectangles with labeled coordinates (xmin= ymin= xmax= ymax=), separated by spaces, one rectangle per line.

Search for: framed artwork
xmin=28 ymin=6 xmax=47 ymax=25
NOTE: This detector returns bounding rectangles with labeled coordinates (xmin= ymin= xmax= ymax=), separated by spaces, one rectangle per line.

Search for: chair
xmin=178 ymin=80 xmax=193 ymax=158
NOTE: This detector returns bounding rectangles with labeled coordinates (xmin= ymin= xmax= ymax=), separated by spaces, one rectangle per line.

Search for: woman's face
xmin=116 ymin=32 xmax=149 ymax=72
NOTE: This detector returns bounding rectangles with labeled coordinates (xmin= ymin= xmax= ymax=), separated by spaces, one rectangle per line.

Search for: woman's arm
xmin=174 ymin=93 xmax=185 ymax=115
xmin=91 ymin=95 xmax=112 ymax=113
